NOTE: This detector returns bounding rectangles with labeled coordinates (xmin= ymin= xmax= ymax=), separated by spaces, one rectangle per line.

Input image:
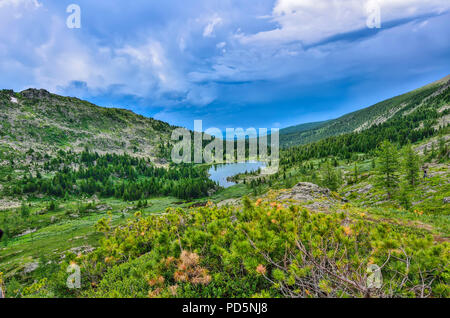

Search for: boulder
xmin=275 ymin=182 xmax=339 ymax=211
xmin=277 ymin=182 xmax=333 ymax=202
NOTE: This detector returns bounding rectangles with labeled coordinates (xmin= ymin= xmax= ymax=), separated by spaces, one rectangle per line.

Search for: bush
xmin=20 ymin=202 xmax=30 ymax=219
xmin=46 ymin=201 xmax=449 ymax=298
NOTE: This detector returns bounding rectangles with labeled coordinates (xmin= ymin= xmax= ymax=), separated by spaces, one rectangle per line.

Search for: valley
xmin=0 ymin=76 xmax=449 ymax=298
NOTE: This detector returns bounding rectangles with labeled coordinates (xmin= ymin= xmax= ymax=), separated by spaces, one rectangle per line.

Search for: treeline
xmin=6 ymin=150 xmax=216 ymax=200
xmin=281 ymin=88 xmax=449 ymax=165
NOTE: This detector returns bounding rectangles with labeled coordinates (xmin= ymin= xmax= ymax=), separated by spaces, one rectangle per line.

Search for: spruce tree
xmin=376 ymin=140 xmax=399 ymax=200
xmin=321 ymin=159 xmax=338 ymax=191
xmin=438 ymin=136 xmax=448 ymax=161
xmin=20 ymin=202 xmax=30 ymax=219
xmin=403 ymin=144 xmax=420 ymax=187
xmin=353 ymin=162 xmax=359 ymax=184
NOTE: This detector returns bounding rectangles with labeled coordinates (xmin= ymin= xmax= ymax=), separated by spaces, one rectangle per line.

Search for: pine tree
xmin=376 ymin=140 xmax=399 ymax=200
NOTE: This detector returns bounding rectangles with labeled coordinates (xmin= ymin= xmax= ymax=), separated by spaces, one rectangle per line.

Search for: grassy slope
xmin=0 ymin=89 xmax=175 ymax=160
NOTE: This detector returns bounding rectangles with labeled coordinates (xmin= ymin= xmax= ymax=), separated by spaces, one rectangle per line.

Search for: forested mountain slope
xmin=280 ymin=75 xmax=450 ymax=147
xmin=279 ymin=121 xmax=328 ymax=146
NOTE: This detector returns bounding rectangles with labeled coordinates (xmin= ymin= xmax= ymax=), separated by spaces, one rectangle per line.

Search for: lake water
xmin=208 ymin=161 xmax=266 ymax=188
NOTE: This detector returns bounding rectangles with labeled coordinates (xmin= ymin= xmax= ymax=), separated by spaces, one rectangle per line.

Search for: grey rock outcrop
xmin=276 ymin=182 xmax=339 ymax=211
xmin=20 ymin=88 xmax=51 ymax=99
xmin=277 ymin=182 xmax=333 ymax=202
xmin=24 ymin=261 xmax=39 ymax=274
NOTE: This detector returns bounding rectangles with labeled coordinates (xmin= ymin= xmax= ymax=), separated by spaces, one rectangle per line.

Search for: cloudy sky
xmin=1 ymin=0 xmax=449 ymax=130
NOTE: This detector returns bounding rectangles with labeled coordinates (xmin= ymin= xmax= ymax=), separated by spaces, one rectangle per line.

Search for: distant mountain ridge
xmin=280 ymin=75 xmax=450 ymax=147
xmin=1 ymin=75 xmax=449 ymax=160
xmin=0 ymin=88 xmax=176 ymax=161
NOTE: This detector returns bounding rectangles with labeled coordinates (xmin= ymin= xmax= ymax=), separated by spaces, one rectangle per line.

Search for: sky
xmin=1 ymin=0 xmax=449 ymax=130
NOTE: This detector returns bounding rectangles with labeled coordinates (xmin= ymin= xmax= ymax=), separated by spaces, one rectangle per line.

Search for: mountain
xmin=0 ymin=88 xmax=176 ymax=161
xmin=279 ymin=120 xmax=328 ymax=144
xmin=280 ymin=75 xmax=450 ymax=147
xmin=3 ymin=75 xmax=448 ymax=158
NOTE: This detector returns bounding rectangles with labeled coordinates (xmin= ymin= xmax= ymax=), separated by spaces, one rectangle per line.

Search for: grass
xmin=367 ymin=207 xmax=449 ymax=238
xmin=0 ymin=195 xmax=189 ymax=280
xmin=209 ymin=184 xmax=252 ymax=202
xmin=0 ymin=142 xmax=448 ymax=294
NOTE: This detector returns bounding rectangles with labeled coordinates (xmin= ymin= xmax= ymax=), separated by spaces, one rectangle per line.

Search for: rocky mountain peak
xmin=20 ymin=88 xmax=51 ymax=99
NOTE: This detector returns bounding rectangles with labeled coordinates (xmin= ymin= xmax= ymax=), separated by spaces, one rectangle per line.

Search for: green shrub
xmin=46 ymin=201 xmax=449 ymax=298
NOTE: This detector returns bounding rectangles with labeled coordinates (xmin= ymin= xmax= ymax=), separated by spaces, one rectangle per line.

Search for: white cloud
xmin=216 ymin=41 xmax=227 ymax=49
xmin=1 ymin=0 xmax=448 ymax=114
xmin=0 ymin=0 xmax=41 ymax=9
xmin=203 ymin=14 xmax=222 ymax=37
xmin=240 ymin=0 xmax=450 ymax=46
xmin=185 ymin=85 xmax=217 ymax=106
xmin=0 ymin=0 xmax=41 ymax=20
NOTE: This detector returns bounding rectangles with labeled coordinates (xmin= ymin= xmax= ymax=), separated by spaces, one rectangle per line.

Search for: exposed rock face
xmin=0 ymin=199 xmax=21 ymax=211
xmin=24 ymin=261 xmax=39 ymax=274
xmin=96 ymin=204 xmax=112 ymax=212
xmin=444 ymin=197 xmax=450 ymax=204
xmin=2 ymin=89 xmax=14 ymax=96
xmin=20 ymin=88 xmax=51 ymax=99
xmin=358 ymin=184 xmax=373 ymax=194
xmin=69 ymin=245 xmax=95 ymax=255
xmin=15 ymin=228 xmax=37 ymax=238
